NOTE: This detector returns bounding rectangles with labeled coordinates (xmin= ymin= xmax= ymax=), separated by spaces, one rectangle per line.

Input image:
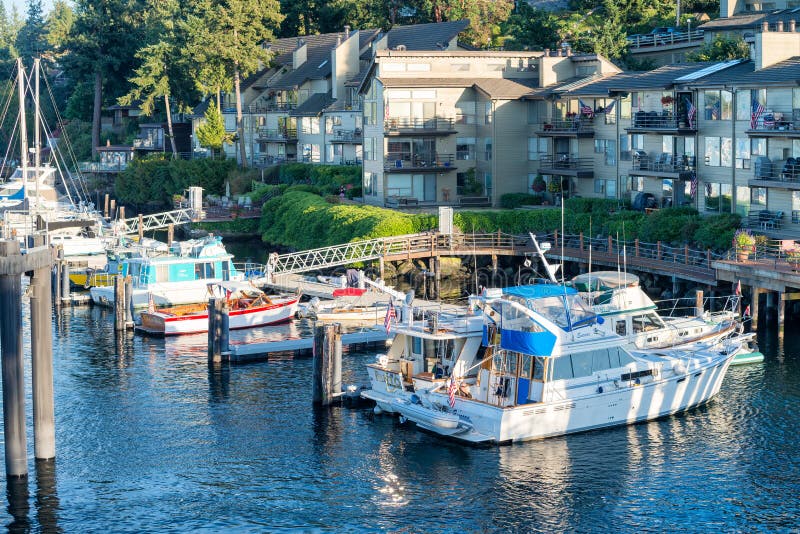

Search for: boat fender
xmin=410 ymin=394 xmax=421 ymax=405
xmin=597 ymin=386 xmax=603 ymax=394
xmin=399 ymin=415 xmax=408 ymax=424
xmin=373 ymin=406 xmax=383 ymax=415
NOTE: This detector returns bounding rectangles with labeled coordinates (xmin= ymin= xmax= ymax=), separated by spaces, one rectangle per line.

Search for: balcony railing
xmin=632 ymin=152 xmax=696 ymax=175
xmin=384 ymin=153 xmax=455 ymax=171
xmin=538 ymin=117 xmax=594 ymax=135
xmin=384 ymin=117 xmax=456 ymax=133
xmin=627 ymin=29 xmax=704 ymax=49
xmin=132 ymin=138 xmax=163 ymax=150
xmin=746 ymin=112 xmax=800 ymax=134
xmin=79 ymin=161 xmax=129 ymax=173
xmin=329 ymin=129 xmax=363 ymax=143
xmin=630 ymin=111 xmax=694 ymax=130
xmin=256 ymin=128 xmax=298 ymax=141
xmin=538 ymin=154 xmax=594 ymax=175
xmin=750 ymin=157 xmax=800 ymax=183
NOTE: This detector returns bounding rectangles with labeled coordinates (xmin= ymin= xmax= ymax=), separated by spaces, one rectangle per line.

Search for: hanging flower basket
xmin=661 ymin=96 xmax=674 ymax=106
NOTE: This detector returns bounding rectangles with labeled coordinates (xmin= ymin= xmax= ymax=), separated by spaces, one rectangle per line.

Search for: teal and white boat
xmin=89 ymin=235 xmax=240 ymax=308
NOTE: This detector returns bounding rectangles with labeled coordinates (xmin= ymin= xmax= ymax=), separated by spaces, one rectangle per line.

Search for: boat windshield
xmin=505 ymin=293 xmax=596 ymax=331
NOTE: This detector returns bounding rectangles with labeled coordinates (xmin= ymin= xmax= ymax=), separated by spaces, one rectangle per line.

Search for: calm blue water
xmin=0 ymin=296 xmax=798 ymax=531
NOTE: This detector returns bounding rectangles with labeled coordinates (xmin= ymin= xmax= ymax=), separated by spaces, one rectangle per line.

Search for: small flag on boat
xmin=744 ymin=304 xmax=751 ymax=317
xmin=448 ymin=377 xmax=457 ymax=408
xmin=384 ymin=300 xmax=396 ymax=334
xmin=735 ymin=280 xmax=741 ymax=296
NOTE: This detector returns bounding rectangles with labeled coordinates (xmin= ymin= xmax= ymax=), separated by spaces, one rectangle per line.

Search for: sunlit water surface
xmin=0 ymin=294 xmax=798 ymax=531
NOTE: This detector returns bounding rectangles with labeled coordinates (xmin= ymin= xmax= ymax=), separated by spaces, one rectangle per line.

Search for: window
xmin=721 ymin=137 xmax=732 ymax=167
xmin=606 ymin=179 xmax=617 ymax=198
xmin=528 ymin=101 xmax=541 ymax=125
xmin=605 ymin=139 xmax=616 ymax=165
xmin=325 ymin=115 xmax=341 ymax=134
xmin=364 ymin=102 xmax=377 ymax=125
xmin=736 ymin=138 xmax=751 ymax=169
xmin=594 ymin=179 xmax=605 ymax=194
xmin=457 ymin=137 xmax=476 ymax=160
xmin=736 ymin=89 xmax=766 ymax=121
xmin=327 ymin=143 xmax=342 ymax=163
xmin=620 ymin=94 xmax=632 ymax=120
xmin=751 ymin=137 xmax=766 ymax=157
xmin=631 ymin=176 xmax=644 ymax=192
xmin=751 ymin=187 xmax=767 ymax=207
xmin=485 ymin=172 xmax=493 ymax=197
xmin=485 ymin=102 xmax=492 ymax=124
xmin=703 ymin=90 xmax=731 ymax=120
xmin=704 ymin=182 xmax=732 ymax=212
xmin=485 ymin=138 xmax=493 ymax=161
xmin=301 ymin=117 xmax=320 ymax=134
xmin=620 ymin=135 xmax=631 ymax=161
xmin=456 ymin=101 xmax=476 ymax=124
xmin=364 ymin=172 xmax=376 ymax=196
xmin=792 ymin=191 xmax=800 ymax=219
xmin=363 ymin=137 xmax=375 ymax=160
xmin=594 ymin=139 xmax=605 ymax=154
xmin=704 ymin=137 xmax=721 ymax=167
xmin=528 ymin=137 xmax=547 ymax=160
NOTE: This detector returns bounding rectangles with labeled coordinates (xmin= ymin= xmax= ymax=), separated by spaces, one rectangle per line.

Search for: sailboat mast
xmin=17 ymin=58 xmax=28 ymax=199
xmin=34 ymin=58 xmax=40 ymax=170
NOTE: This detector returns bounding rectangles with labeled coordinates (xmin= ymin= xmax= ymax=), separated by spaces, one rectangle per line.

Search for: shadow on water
xmin=208 ymin=362 xmax=231 ymax=403
xmin=34 ymin=461 xmax=60 ymax=533
xmin=6 ymin=477 xmax=29 ymax=533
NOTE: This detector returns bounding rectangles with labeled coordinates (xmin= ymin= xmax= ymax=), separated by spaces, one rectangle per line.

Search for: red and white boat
xmin=137 ymin=282 xmax=299 ymax=336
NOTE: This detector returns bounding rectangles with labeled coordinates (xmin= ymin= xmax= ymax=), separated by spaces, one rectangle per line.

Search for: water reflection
xmin=34 ymin=460 xmax=60 ymax=533
xmin=6 ymin=477 xmax=29 ymax=533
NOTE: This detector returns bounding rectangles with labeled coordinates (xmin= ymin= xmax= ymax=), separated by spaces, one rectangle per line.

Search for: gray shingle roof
xmin=472 ymin=78 xmax=540 ymax=98
xmin=386 ymin=20 xmax=470 ymax=50
xmin=700 ymin=9 xmax=800 ymax=31
xmin=290 ymin=92 xmax=335 ymax=117
xmin=603 ymin=63 xmax=719 ymax=90
xmin=686 ymin=57 xmax=800 ymax=87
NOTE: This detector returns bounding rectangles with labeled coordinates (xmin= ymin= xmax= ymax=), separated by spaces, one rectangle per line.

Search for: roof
xmin=700 ymin=8 xmax=800 ymax=31
xmin=605 ymin=63 xmax=720 ymax=90
xmin=503 ymin=285 xmax=577 ymax=299
xmin=290 ymin=92 xmax=334 ymax=117
xmin=473 ymin=78 xmax=540 ymax=99
xmin=379 ymin=77 xmax=477 ymax=88
xmin=386 ymin=20 xmax=470 ymax=50
xmin=688 ymin=57 xmax=800 ymax=87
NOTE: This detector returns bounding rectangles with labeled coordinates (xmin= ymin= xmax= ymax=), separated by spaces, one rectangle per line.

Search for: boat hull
xmin=364 ymin=352 xmax=735 ymax=444
xmin=138 ymin=298 xmax=299 ymax=335
xmin=90 ymin=281 xmax=230 ymax=308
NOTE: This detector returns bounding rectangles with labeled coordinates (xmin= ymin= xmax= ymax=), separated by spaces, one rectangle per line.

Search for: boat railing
xmin=652 ymin=294 xmax=741 ymax=318
xmin=234 ymin=262 xmax=269 ymax=282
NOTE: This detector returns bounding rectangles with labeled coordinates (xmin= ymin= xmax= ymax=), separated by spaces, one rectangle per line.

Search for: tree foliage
xmin=195 ymin=100 xmax=230 ymax=157
xmin=686 ymin=35 xmax=751 ymax=62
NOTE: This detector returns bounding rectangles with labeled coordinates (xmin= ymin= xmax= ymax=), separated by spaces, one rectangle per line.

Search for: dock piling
xmin=29 ymin=266 xmax=55 ymax=461
xmin=312 ymin=323 xmax=342 ymax=406
xmin=695 ymin=289 xmax=704 ymax=317
xmin=208 ymin=298 xmax=223 ymax=363
xmin=0 ymin=241 xmax=28 ymax=477
xmin=124 ymin=275 xmax=134 ymax=329
xmin=113 ymin=276 xmax=125 ymax=331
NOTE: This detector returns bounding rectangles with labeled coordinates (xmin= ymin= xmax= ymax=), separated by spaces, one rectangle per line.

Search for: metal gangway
xmin=113 ymin=186 xmax=204 ymax=236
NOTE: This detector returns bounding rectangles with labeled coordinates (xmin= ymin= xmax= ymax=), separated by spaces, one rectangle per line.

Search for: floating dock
xmin=227 ymin=328 xmax=390 ymax=363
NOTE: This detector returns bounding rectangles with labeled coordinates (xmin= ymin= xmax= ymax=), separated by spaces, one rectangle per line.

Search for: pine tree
xmin=16 ymin=0 xmax=48 ymax=65
xmin=195 ymin=100 xmax=229 ymax=159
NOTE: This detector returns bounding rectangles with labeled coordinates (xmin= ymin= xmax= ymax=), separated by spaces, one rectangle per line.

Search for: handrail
xmin=627 ymin=29 xmax=704 ymax=49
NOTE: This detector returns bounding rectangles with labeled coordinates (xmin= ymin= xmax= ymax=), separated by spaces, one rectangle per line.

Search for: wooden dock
xmin=227 ymin=327 xmax=390 ymax=363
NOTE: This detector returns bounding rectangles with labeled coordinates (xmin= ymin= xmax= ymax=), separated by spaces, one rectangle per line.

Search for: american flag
xmin=750 ymin=98 xmax=765 ymax=129
xmin=579 ymin=99 xmax=594 ymax=118
xmin=684 ymin=97 xmax=696 ymax=129
xmin=448 ymin=377 xmax=457 ymax=408
xmin=383 ymin=300 xmax=396 ymax=334
xmin=744 ymin=304 xmax=751 ymax=317
xmin=690 ymin=172 xmax=698 ymax=198
xmin=710 ymin=101 xmax=720 ymax=120
xmin=735 ymin=280 xmax=741 ymax=296
xmin=603 ymin=100 xmax=616 ymax=114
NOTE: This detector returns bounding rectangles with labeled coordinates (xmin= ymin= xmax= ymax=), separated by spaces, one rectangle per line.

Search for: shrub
xmin=692 ymin=213 xmax=741 ymax=251
xmin=500 ymin=193 xmax=542 ymax=209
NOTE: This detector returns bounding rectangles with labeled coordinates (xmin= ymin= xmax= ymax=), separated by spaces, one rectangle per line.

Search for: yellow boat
xmin=69 ymin=269 xmax=117 ymax=289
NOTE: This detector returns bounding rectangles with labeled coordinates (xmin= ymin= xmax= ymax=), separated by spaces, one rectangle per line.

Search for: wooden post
xmin=53 ymin=248 xmax=63 ymax=307
xmin=707 ymin=249 xmax=712 ymax=268
xmin=608 ymin=235 xmax=613 ymax=254
xmin=167 ymin=224 xmax=174 ymax=246
xmin=110 ymin=199 xmax=116 ymax=220
xmin=220 ymin=304 xmax=230 ymax=359
xmin=124 ymin=275 xmax=134 ymax=329
xmin=207 ymin=298 xmax=223 ymax=363
xmin=695 ymin=289 xmax=704 ymax=318
xmin=119 ymin=206 xmax=125 ymax=225
xmin=379 ymin=256 xmax=385 ymax=280
xmin=104 ymin=193 xmax=110 ymax=219
xmin=30 ymin=266 xmax=55 ymax=461
xmin=312 ymin=323 xmax=342 ymax=406
xmin=778 ymin=291 xmax=785 ymax=326
xmin=751 ymin=288 xmax=760 ymax=331
xmin=114 ymin=275 xmax=125 ymax=331
xmin=579 ymin=232 xmax=584 ymax=251
xmin=60 ymin=256 xmax=70 ymax=302
xmin=554 ymin=230 xmax=559 ymax=247
xmin=635 ymin=239 xmax=639 ymax=257
xmin=0 ymin=241 xmax=27 ymax=477
xmin=433 ymin=257 xmax=441 ymax=300
xmin=657 ymin=241 xmax=662 ymax=260
xmin=138 ymin=214 xmax=144 ymax=242
xmin=684 ymin=244 xmax=690 ymax=264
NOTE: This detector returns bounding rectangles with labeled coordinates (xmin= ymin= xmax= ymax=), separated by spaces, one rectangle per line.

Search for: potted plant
xmin=532 ymin=174 xmax=546 ymax=194
xmin=733 ymin=229 xmax=755 ymax=261
xmin=787 ymin=249 xmax=800 ymax=270
xmin=661 ymin=95 xmax=674 ymax=106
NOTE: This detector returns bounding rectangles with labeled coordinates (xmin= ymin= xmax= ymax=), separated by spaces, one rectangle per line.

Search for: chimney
xmin=337 ymin=35 xmax=342 ymax=46
xmin=293 ymin=39 xmax=307 ymax=69
xmin=777 ymin=20 xmax=784 ymax=32
xmin=344 ymin=24 xmax=351 ymax=35
xmin=566 ymin=46 xmax=572 ymax=56
xmin=762 ymin=20 xmax=769 ymax=32
xmin=791 ymin=20 xmax=797 ymax=32
xmin=544 ymin=48 xmax=550 ymax=56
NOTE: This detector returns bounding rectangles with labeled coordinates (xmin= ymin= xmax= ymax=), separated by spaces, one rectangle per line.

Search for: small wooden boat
xmin=137 ymin=282 xmax=298 ymax=336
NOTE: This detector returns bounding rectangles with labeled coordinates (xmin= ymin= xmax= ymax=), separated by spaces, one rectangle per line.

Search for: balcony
xmin=748 ymin=156 xmax=800 ymax=190
xmin=745 ymin=111 xmax=800 ymax=138
xmin=79 ymin=161 xmax=129 ymax=173
xmin=256 ymin=128 xmax=298 ymax=142
xmin=627 ymin=29 xmax=704 ymax=49
xmin=631 ymin=151 xmax=696 ymax=179
xmin=536 ymin=117 xmax=594 ymax=138
xmin=384 ymin=117 xmax=457 ymax=136
xmin=538 ymin=154 xmax=593 ymax=178
xmin=627 ymin=111 xmax=695 ymax=134
xmin=329 ymin=129 xmax=363 ymax=144
xmin=384 ymin=153 xmax=455 ymax=172
xmin=132 ymin=137 xmax=163 ymax=150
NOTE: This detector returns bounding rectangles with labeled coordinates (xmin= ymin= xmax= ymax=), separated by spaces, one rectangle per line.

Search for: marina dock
xmin=227 ymin=327 xmax=390 ymax=363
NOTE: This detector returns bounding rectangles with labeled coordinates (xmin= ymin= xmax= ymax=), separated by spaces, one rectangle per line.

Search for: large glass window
xmin=620 ymin=135 xmax=631 ymax=161
xmin=736 ymin=138 xmax=750 ymax=169
xmin=721 ymin=137 xmax=732 ymax=167
xmin=705 ymin=137 xmax=721 ymax=166
xmin=605 ymin=139 xmax=616 ymax=165
xmin=793 ymin=191 xmax=800 ymax=223
xmin=704 ymin=90 xmax=731 ymax=120
xmin=457 ymin=137 xmax=476 ymax=160
xmin=751 ymin=137 xmax=767 ymax=157
xmin=528 ymin=137 xmax=547 ymax=160
xmin=751 ymin=187 xmax=767 ymax=207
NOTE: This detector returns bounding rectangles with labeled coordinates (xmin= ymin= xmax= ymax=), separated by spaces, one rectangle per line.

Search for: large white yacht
xmin=362 ymin=285 xmax=751 ymax=445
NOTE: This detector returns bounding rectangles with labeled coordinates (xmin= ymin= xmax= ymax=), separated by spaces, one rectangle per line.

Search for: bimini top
xmin=503 ymin=285 xmax=576 ymax=299
xmin=571 ymin=271 xmax=639 ymax=291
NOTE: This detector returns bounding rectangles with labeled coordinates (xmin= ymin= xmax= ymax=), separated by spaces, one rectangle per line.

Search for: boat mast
xmin=17 ymin=58 xmax=28 ymax=199
xmin=34 ymin=58 xmax=41 ymax=205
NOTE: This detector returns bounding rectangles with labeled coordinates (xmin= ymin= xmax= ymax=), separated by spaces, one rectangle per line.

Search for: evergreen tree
xmin=686 ymin=35 xmax=751 ymax=62
xmin=502 ymin=2 xmax=561 ymax=51
xmin=0 ymin=1 xmax=19 ymax=72
xmin=16 ymin=0 xmax=48 ymax=64
xmin=590 ymin=0 xmax=628 ymax=59
xmin=46 ymin=1 xmax=75 ymax=61
xmin=195 ymin=100 xmax=229 ymax=158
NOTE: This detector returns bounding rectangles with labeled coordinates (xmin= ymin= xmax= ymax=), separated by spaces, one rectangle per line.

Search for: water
xmin=1 ymin=300 xmax=799 ymax=531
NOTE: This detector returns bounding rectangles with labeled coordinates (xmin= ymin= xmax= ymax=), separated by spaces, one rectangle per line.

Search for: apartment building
xmin=197 ymin=21 xmax=469 ymax=167
xmin=359 ymin=48 xmax=621 ymax=207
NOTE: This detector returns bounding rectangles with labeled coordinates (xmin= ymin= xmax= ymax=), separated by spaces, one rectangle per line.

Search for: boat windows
xmin=195 ymin=262 xmax=215 ymax=279
xmin=632 ymin=313 xmax=662 ymax=333
xmin=412 ymin=336 xmax=422 ymax=355
xmin=616 ymin=320 xmax=627 ymax=336
xmin=532 ymin=357 xmax=545 ymax=380
xmin=156 ymin=265 xmax=169 ymax=282
xmin=551 ymin=347 xmax=637 ymax=380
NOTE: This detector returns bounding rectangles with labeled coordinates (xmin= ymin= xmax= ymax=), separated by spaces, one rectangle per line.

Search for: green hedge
xmin=276 ymin=163 xmax=362 ymax=195
xmin=499 ymin=193 xmax=543 ymax=209
xmin=115 ymin=157 xmax=236 ymax=209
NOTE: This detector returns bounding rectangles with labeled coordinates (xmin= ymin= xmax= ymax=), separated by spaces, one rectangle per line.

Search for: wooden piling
xmin=313 ymin=323 xmax=342 ymax=406
xmin=695 ymin=289 xmax=704 ymax=317
xmin=60 ymin=256 xmax=70 ymax=302
xmin=167 ymin=224 xmax=174 ymax=246
xmin=119 ymin=206 xmax=125 ymax=223
xmin=220 ymin=304 xmax=230 ymax=358
xmin=114 ymin=276 xmax=125 ymax=331
xmin=778 ymin=291 xmax=785 ymax=326
xmin=104 ymin=193 xmax=110 ymax=219
xmin=751 ymin=288 xmax=761 ymax=331
xmin=207 ymin=298 xmax=223 ymax=363
xmin=30 ymin=266 xmax=55 ymax=460
xmin=0 ymin=241 xmax=28 ymax=477
xmin=138 ymin=214 xmax=144 ymax=242
xmin=124 ymin=275 xmax=134 ymax=329
xmin=433 ymin=256 xmax=441 ymax=301
xmin=110 ymin=199 xmax=116 ymax=220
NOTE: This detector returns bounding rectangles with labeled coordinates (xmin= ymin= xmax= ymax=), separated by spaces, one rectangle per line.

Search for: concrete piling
xmin=29 ymin=266 xmax=55 ymax=461
xmin=208 ymin=298 xmax=223 ymax=363
xmin=312 ymin=323 xmax=342 ymax=406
